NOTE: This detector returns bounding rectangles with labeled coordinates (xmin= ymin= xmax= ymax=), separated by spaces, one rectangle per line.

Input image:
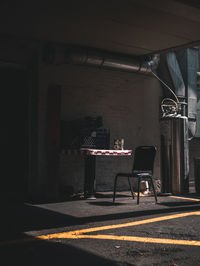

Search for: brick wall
xmin=39 ymin=63 xmax=161 ymax=194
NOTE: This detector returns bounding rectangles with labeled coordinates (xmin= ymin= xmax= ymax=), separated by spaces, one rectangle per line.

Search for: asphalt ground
xmin=1 ymin=192 xmax=200 ymax=266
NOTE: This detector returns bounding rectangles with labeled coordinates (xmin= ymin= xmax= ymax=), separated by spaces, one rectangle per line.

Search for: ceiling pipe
xmin=43 ymin=44 xmax=160 ymax=74
xmin=64 ymin=50 xmax=160 ymax=74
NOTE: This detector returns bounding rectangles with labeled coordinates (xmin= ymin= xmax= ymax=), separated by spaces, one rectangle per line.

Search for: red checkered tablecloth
xmin=80 ymin=148 xmax=132 ymax=156
xmin=62 ymin=149 xmax=132 ymax=156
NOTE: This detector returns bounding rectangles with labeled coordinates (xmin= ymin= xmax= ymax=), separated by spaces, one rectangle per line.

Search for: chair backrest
xmin=132 ymin=146 xmax=156 ymax=173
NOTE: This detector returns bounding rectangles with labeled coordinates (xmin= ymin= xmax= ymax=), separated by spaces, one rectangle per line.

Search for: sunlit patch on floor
xmin=1 ymin=207 xmax=200 ymax=247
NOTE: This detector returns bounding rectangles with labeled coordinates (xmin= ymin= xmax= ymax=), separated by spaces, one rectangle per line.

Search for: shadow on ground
xmin=1 ymin=237 xmax=125 ymax=266
xmin=1 ymin=195 xmax=200 ymax=242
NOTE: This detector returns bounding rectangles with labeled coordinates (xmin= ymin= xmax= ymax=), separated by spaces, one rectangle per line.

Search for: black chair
xmin=113 ymin=146 xmax=157 ymax=204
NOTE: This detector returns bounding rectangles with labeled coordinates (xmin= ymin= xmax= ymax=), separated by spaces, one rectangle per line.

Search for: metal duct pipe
xmin=65 ymin=50 xmax=160 ymax=74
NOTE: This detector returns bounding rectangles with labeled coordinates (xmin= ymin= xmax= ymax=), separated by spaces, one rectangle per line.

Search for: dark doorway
xmin=1 ymin=66 xmax=29 ymax=203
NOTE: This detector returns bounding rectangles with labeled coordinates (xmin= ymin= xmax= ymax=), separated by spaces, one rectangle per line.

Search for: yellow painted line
xmin=3 ymin=232 xmax=200 ymax=247
xmin=60 ymin=211 xmax=200 ymax=235
xmin=1 ymin=211 xmax=200 ymax=246
xmin=169 ymin=195 xmax=200 ymax=202
xmin=68 ymin=234 xmax=200 ymax=246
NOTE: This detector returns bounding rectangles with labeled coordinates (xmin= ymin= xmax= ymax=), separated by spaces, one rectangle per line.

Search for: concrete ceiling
xmin=0 ymin=0 xmax=200 ymax=56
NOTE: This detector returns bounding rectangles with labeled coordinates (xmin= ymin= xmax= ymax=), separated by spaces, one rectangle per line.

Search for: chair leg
xmin=128 ymin=177 xmax=134 ymax=199
xmin=150 ymin=177 xmax=157 ymax=204
xmin=113 ymin=175 xmax=118 ymax=203
xmin=137 ymin=176 xmax=141 ymax=204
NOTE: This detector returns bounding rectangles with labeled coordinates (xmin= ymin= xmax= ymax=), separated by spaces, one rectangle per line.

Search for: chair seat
xmin=135 ymin=173 xmax=152 ymax=178
xmin=116 ymin=172 xmax=152 ymax=178
xmin=113 ymin=145 xmax=157 ymax=204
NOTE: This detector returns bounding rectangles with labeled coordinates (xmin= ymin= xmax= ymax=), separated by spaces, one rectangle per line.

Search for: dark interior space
xmin=1 ymin=66 xmax=29 ymax=203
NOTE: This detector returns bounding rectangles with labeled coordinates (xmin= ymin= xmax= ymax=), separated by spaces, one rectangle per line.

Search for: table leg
xmin=84 ymin=155 xmax=96 ymax=199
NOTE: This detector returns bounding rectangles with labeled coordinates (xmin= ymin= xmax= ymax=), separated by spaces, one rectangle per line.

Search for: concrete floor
xmin=1 ymin=192 xmax=200 ymax=266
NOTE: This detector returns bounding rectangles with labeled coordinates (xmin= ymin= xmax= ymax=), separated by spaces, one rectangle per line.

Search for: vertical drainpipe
xmin=164 ymin=52 xmax=189 ymax=193
xmin=177 ymin=47 xmax=199 ymax=139
xmin=177 ymin=47 xmax=199 ymax=193
xmin=172 ymin=47 xmax=199 ymax=192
